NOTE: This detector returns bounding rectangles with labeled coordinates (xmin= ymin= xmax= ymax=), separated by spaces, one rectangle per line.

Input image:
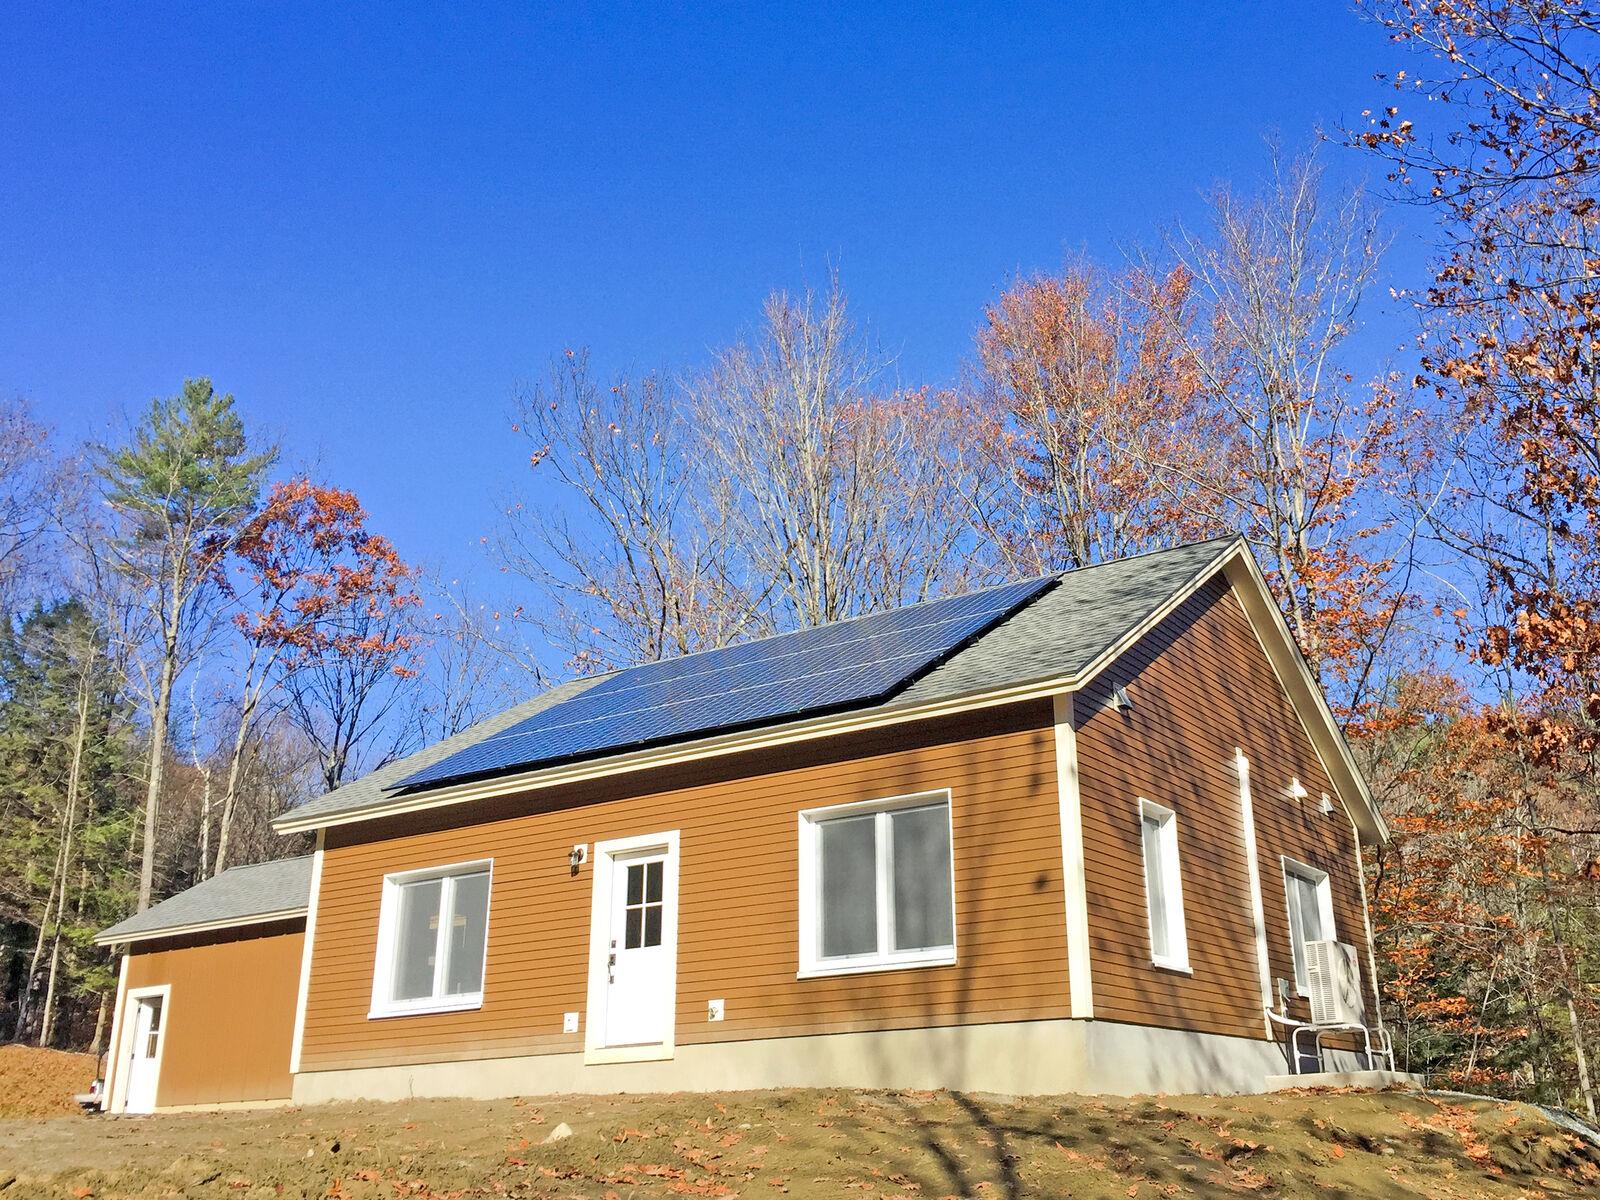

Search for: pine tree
xmin=95 ymin=380 xmax=275 ymax=910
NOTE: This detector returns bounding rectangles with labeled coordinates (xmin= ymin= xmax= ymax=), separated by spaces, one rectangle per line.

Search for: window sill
xmin=367 ymin=994 xmax=483 ymax=1021
xmin=798 ymin=952 xmax=957 ymax=980
xmin=1151 ymin=958 xmax=1193 ymax=975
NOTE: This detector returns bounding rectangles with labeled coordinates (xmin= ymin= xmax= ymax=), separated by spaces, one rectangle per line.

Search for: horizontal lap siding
xmin=123 ymin=922 xmax=303 ymax=1106
xmin=298 ymin=701 xmax=1066 ymax=1073
xmin=1074 ymin=577 xmax=1374 ymax=1040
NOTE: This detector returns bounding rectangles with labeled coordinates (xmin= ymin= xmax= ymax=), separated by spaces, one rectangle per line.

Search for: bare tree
xmin=1173 ymin=149 xmax=1407 ymax=711
xmin=411 ymin=578 xmax=526 ymax=744
xmin=693 ymin=277 xmax=983 ymax=626
xmin=497 ymin=351 xmax=763 ymax=672
xmin=0 ymin=399 xmax=65 ymax=605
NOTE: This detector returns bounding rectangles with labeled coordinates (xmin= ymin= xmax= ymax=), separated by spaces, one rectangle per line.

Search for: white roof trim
xmin=271 ymin=538 xmax=1385 ymax=845
xmin=1217 ymin=547 xmax=1387 ymax=844
xmin=93 ymin=905 xmax=309 ymax=947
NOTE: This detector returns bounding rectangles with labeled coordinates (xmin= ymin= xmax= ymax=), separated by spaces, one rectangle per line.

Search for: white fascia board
xmin=270 ymin=538 xmax=1385 ymax=846
xmin=93 ymin=906 xmax=309 ymax=948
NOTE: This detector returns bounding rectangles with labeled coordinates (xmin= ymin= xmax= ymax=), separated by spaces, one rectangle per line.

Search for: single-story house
xmin=96 ymin=537 xmax=1394 ymax=1112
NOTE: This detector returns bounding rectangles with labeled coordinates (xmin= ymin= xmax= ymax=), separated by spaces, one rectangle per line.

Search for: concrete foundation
xmin=293 ymin=1019 xmax=1312 ymax=1105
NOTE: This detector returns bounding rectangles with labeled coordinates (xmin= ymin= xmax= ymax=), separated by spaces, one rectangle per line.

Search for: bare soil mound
xmin=0 ymin=1044 xmax=97 ymax=1118
xmin=0 ymin=1085 xmax=1596 ymax=1198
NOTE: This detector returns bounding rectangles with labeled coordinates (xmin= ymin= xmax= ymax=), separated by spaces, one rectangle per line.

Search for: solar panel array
xmin=395 ymin=574 xmax=1055 ymax=792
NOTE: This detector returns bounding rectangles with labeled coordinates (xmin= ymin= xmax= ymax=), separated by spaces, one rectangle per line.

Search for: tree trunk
xmin=38 ymin=926 xmax=64 ymax=1047
xmin=1566 ymin=993 xmax=1597 ymax=1122
xmin=214 ymin=649 xmax=265 ymax=877
xmin=91 ymin=990 xmax=109 ymax=1056
xmin=198 ymin=762 xmax=212 ymax=878
xmin=138 ymin=639 xmax=178 ymax=911
xmin=39 ymin=662 xmax=92 ymax=1047
xmin=14 ymin=761 xmax=76 ymax=1039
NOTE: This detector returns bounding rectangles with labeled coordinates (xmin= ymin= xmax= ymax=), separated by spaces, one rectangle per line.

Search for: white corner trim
xmin=1053 ymin=694 xmax=1094 ymax=1019
xmin=583 ymin=829 xmax=680 ymax=1065
xmin=1235 ymin=751 xmax=1275 ymax=1031
xmin=101 ymin=952 xmax=131 ymax=1110
xmin=1341 ymin=798 xmax=1386 ymax=1037
xmin=288 ymin=832 xmax=325 ymax=1076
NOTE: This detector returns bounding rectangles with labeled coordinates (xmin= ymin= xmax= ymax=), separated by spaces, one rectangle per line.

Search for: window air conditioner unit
xmin=1305 ymin=940 xmax=1363 ymax=1027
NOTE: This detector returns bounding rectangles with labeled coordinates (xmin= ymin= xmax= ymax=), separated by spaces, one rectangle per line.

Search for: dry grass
xmin=0 ymin=1082 xmax=1597 ymax=1198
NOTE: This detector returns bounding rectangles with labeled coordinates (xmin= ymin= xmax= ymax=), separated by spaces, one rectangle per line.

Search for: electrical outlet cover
xmin=707 ymin=998 xmax=725 ymax=1022
xmin=563 ymin=1011 xmax=580 ymax=1033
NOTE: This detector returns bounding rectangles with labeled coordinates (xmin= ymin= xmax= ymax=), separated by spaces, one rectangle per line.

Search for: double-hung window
xmin=1139 ymin=799 xmax=1189 ymax=971
xmin=798 ymin=792 xmax=956 ymax=976
xmin=1282 ymin=858 xmax=1335 ymax=995
xmin=370 ymin=860 xmax=492 ymax=1018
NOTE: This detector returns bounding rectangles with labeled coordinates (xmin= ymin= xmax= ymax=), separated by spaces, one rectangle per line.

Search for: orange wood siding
xmin=1073 ymin=576 xmax=1375 ymax=1040
xmin=122 ymin=921 xmax=303 ymax=1106
xmin=298 ymin=701 xmax=1065 ymax=1073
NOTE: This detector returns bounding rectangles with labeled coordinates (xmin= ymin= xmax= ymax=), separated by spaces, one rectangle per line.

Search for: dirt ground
xmin=1 ymin=1086 xmax=1597 ymax=1200
xmin=0 ymin=1044 xmax=98 ymax=1118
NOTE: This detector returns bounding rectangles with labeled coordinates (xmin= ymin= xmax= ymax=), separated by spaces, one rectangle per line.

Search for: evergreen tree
xmin=95 ymin=380 xmax=275 ymax=910
xmin=0 ymin=599 xmax=138 ymax=1045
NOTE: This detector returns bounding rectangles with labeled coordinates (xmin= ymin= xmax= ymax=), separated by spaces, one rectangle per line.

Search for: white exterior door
xmin=586 ymin=831 xmax=679 ymax=1060
xmin=122 ymin=993 xmax=165 ymax=1113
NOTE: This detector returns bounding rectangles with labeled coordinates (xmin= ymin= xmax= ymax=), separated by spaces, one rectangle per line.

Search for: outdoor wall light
xmin=569 ymin=844 xmax=588 ymax=875
xmin=1287 ymin=778 xmax=1310 ymax=801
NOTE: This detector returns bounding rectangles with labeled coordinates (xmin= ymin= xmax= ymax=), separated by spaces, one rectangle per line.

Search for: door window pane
xmin=444 ymin=871 xmax=490 ymax=995
xmin=622 ymin=859 xmax=665 ymax=950
xmin=890 ymin=805 xmax=954 ymax=951
xmin=819 ymin=814 xmax=878 ymax=957
xmin=392 ymin=877 xmax=443 ymax=1001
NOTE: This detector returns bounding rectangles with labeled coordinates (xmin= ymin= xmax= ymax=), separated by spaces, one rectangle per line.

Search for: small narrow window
xmin=1282 ymin=859 xmax=1335 ymax=994
xmin=801 ymin=793 xmax=956 ymax=975
xmin=1139 ymin=799 xmax=1189 ymax=971
xmin=372 ymin=861 xmax=493 ymax=1018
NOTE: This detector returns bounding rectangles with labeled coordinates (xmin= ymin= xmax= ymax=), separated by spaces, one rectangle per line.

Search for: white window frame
xmin=1281 ymin=856 xmax=1337 ymax=997
xmin=1138 ymin=798 xmax=1191 ymax=973
xmin=797 ymin=789 xmax=957 ymax=978
xmin=368 ymin=857 xmax=494 ymax=1020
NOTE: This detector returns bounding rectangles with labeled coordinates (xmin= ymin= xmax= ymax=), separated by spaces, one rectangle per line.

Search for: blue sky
xmin=3 ymin=3 xmax=1425 ymax=592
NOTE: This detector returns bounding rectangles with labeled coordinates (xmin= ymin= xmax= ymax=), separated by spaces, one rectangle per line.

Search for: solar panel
xmin=394 ymin=574 xmax=1055 ymax=792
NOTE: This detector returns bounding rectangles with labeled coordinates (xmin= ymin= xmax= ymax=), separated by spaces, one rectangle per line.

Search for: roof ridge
xmin=217 ymin=854 xmax=314 ymax=873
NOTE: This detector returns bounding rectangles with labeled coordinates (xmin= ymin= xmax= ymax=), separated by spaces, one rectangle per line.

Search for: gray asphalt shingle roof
xmin=277 ymin=536 xmax=1238 ymax=830
xmin=897 ymin=537 xmax=1235 ymax=705
xmin=95 ymin=854 xmax=315 ymax=945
